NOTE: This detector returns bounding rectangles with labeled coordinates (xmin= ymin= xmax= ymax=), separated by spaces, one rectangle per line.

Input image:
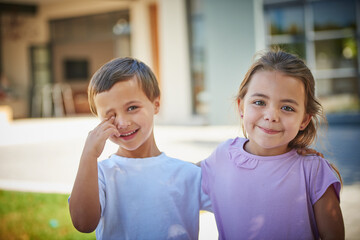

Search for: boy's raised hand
xmin=69 ymin=117 xmax=120 ymax=233
xmin=297 ymin=148 xmax=324 ymax=158
xmin=84 ymin=116 xmax=120 ymax=159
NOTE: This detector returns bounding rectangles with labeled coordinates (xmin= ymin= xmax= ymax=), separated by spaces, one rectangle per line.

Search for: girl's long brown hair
xmin=236 ymin=48 xmax=342 ymax=184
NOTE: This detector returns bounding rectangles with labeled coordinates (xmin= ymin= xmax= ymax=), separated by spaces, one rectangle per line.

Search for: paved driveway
xmin=0 ymin=117 xmax=359 ymax=239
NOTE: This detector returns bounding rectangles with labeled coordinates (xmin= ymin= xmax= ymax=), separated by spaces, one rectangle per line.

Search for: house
xmin=0 ymin=0 xmax=358 ymax=125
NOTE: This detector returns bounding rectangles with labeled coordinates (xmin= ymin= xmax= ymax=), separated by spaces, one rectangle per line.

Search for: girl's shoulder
xmin=205 ymin=137 xmax=247 ymax=164
xmin=297 ymin=153 xmax=340 ymax=184
xmin=297 ymin=153 xmax=341 ymax=203
xmin=297 ymin=153 xmax=331 ymax=169
xmin=216 ymin=137 xmax=247 ymax=150
xmin=208 ymin=137 xmax=247 ymax=159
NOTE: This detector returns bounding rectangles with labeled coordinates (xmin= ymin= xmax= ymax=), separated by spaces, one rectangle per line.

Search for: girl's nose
xmin=263 ymin=108 xmax=279 ymax=122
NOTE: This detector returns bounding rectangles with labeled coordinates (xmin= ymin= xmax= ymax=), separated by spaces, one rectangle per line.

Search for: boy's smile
xmin=94 ymin=76 xmax=160 ymax=158
xmin=119 ymin=129 xmax=139 ymax=138
xmin=239 ymin=70 xmax=311 ymax=156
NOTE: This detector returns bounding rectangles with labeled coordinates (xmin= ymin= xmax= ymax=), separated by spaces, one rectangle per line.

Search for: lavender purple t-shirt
xmin=201 ymin=137 xmax=341 ymax=240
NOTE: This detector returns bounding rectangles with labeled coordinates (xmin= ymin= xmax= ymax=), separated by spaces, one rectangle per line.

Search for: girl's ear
xmin=153 ymin=97 xmax=160 ymax=114
xmin=300 ymin=114 xmax=312 ymax=130
xmin=237 ymin=98 xmax=244 ymax=118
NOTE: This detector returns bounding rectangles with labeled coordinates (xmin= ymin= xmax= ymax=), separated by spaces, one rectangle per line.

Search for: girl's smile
xmin=257 ymin=125 xmax=282 ymax=135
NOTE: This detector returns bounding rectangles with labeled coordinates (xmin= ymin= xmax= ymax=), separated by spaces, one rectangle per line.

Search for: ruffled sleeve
xmin=308 ymin=157 xmax=341 ymax=204
xmin=201 ymin=139 xmax=236 ymax=195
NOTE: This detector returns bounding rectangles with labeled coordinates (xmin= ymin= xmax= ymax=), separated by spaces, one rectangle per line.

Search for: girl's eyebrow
xmin=250 ymin=93 xmax=268 ymax=99
xmin=281 ymin=99 xmax=299 ymax=106
xmin=250 ymin=93 xmax=299 ymax=106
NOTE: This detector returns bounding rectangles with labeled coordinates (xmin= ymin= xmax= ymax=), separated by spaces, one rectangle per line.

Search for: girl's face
xmin=238 ymin=70 xmax=311 ymax=156
xmin=94 ymin=77 xmax=160 ymax=158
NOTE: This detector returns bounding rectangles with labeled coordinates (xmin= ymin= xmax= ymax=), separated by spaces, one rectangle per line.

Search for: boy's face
xmin=94 ymin=76 xmax=160 ymax=157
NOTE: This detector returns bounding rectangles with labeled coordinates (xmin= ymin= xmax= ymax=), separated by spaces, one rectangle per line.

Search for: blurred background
xmin=0 ymin=0 xmax=359 ymax=239
xmin=0 ymin=0 xmax=359 ymax=124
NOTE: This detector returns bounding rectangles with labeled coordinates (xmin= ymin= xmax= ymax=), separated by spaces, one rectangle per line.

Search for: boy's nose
xmin=114 ymin=116 xmax=131 ymax=129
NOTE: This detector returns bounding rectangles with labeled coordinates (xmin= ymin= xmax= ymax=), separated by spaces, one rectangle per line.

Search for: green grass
xmin=0 ymin=190 xmax=96 ymax=240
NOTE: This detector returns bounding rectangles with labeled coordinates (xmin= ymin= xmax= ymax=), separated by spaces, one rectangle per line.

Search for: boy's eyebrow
xmin=250 ymin=93 xmax=299 ymax=106
xmin=126 ymin=100 xmax=141 ymax=106
xmin=104 ymin=101 xmax=142 ymax=115
xmin=105 ymin=109 xmax=115 ymax=116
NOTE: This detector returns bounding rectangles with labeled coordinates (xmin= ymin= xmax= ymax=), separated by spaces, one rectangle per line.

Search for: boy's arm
xmin=69 ymin=151 xmax=101 ymax=233
xmin=69 ymin=117 xmax=119 ymax=233
xmin=314 ymin=186 xmax=345 ymax=240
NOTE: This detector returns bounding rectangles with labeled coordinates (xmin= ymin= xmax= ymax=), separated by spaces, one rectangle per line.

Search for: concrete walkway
xmin=0 ymin=117 xmax=359 ymax=239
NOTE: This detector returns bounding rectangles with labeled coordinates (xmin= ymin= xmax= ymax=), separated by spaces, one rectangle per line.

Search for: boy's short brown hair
xmin=88 ymin=57 xmax=160 ymax=115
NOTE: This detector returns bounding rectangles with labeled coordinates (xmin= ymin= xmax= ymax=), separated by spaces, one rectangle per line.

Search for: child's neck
xmin=116 ymin=144 xmax=161 ymax=159
xmin=244 ymin=140 xmax=291 ymax=156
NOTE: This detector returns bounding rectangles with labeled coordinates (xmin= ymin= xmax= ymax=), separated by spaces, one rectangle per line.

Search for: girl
xmin=201 ymin=49 xmax=344 ymax=240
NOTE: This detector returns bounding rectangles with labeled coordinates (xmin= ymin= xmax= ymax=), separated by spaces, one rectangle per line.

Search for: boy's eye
xmin=254 ymin=100 xmax=265 ymax=106
xmin=128 ymin=106 xmax=138 ymax=111
xmin=106 ymin=114 xmax=115 ymax=119
xmin=281 ymin=106 xmax=294 ymax=112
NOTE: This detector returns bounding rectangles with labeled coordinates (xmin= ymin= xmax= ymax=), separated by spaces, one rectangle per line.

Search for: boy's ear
xmin=153 ymin=97 xmax=160 ymax=114
xmin=300 ymin=114 xmax=312 ymax=130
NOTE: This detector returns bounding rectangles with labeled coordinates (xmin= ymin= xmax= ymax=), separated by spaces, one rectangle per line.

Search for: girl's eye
xmin=128 ymin=106 xmax=138 ymax=111
xmin=254 ymin=100 xmax=265 ymax=106
xmin=281 ymin=106 xmax=294 ymax=112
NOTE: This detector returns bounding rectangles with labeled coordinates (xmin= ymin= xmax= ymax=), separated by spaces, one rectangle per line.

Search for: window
xmin=63 ymin=59 xmax=89 ymax=82
xmin=265 ymin=0 xmax=359 ymax=112
xmin=187 ymin=0 xmax=207 ymax=115
xmin=50 ymin=11 xmax=130 ymax=43
xmin=266 ymin=4 xmax=306 ymax=58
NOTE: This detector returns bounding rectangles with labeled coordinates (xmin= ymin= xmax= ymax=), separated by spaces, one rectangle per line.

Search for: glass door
xmin=29 ymin=44 xmax=52 ymax=117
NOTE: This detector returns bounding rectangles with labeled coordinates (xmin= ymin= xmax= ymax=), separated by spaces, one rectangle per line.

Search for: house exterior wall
xmin=1 ymin=0 xmax=258 ymax=125
xmin=1 ymin=0 xmax=155 ymax=119
xmin=156 ymin=0 xmax=194 ymax=124
xmin=204 ymin=0 xmax=257 ymax=125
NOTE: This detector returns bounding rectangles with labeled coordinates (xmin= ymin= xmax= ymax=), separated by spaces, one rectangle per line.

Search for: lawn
xmin=0 ymin=190 xmax=96 ymax=240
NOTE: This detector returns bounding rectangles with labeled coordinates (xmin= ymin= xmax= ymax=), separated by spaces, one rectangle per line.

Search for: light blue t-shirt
xmin=96 ymin=152 xmax=212 ymax=240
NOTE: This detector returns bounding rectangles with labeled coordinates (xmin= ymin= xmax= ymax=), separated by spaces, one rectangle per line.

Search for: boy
xmin=69 ymin=57 xmax=211 ymax=239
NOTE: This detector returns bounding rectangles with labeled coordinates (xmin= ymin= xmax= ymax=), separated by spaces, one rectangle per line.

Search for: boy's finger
xmin=108 ymin=116 xmax=115 ymax=122
xmin=104 ymin=116 xmax=115 ymax=123
xmin=97 ymin=116 xmax=115 ymax=128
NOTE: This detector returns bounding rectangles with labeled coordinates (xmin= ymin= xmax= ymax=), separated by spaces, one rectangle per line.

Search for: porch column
xmin=157 ymin=0 xmax=192 ymax=124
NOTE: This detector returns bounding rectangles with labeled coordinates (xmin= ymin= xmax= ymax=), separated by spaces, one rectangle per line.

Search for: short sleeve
xmin=201 ymin=149 xmax=217 ymax=196
xmin=200 ymin=175 xmax=212 ymax=212
xmin=201 ymin=139 xmax=232 ymax=197
xmin=98 ymin=163 xmax=106 ymax=216
xmin=310 ymin=158 xmax=341 ymax=204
